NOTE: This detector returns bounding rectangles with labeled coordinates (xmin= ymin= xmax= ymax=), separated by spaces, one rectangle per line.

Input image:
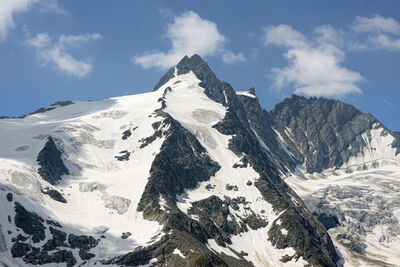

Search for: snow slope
xmin=0 ymin=90 xmax=169 ymax=265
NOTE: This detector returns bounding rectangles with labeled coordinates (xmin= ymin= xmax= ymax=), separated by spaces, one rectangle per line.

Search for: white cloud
xmin=264 ymin=25 xmax=363 ymax=97
xmin=313 ymin=25 xmax=344 ymax=46
xmin=0 ymin=0 xmax=32 ymax=40
xmin=134 ymin=10 xmax=244 ymax=69
xmin=27 ymin=32 xmax=102 ymax=77
xmin=352 ymin=15 xmax=400 ymax=34
xmin=221 ymin=50 xmax=246 ymax=64
xmin=263 ymin=25 xmax=308 ymax=49
xmin=351 ymin=15 xmax=400 ymax=52
xmin=370 ymin=34 xmax=400 ymax=51
xmin=36 ymin=0 xmax=66 ymax=14
xmin=0 ymin=0 xmax=65 ymax=41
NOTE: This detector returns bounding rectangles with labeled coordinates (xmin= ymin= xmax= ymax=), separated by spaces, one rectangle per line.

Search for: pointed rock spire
xmin=152 ymin=54 xmax=219 ymax=91
xmin=152 ymin=54 xmax=234 ymax=106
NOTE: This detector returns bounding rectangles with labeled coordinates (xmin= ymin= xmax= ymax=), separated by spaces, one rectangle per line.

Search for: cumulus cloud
xmin=263 ymin=25 xmax=363 ymax=97
xmin=26 ymin=32 xmax=102 ymax=77
xmin=0 ymin=0 xmax=65 ymax=41
xmin=134 ymin=10 xmax=244 ymax=69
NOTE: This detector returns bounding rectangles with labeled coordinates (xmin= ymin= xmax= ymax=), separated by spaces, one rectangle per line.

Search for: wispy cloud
xmin=26 ymin=32 xmax=102 ymax=77
xmin=351 ymin=15 xmax=400 ymax=51
xmin=36 ymin=0 xmax=67 ymax=15
xmin=352 ymin=15 xmax=400 ymax=34
xmin=0 ymin=0 xmax=65 ymax=41
xmin=263 ymin=25 xmax=363 ymax=97
xmin=0 ymin=0 xmax=32 ymax=40
xmin=134 ymin=10 xmax=245 ymax=69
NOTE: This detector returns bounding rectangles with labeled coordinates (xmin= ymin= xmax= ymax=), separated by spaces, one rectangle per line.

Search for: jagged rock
xmin=68 ymin=234 xmax=99 ymax=260
xmin=11 ymin=242 xmax=31 ymax=258
xmin=121 ymin=232 xmax=131 ymax=239
xmin=11 ymin=234 xmax=28 ymax=242
xmin=42 ymin=187 xmax=67 ymax=203
xmin=225 ymin=184 xmax=238 ymax=191
xmin=121 ymin=129 xmax=132 ymax=140
xmin=23 ymin=248 xmax=77 ymax=267
xmin=115 ymin=150 xmax=131 ymax=161
xmin=14 ymin=202 xmax=45 ymax=243
xmin=42 ymin=227 xmax=68 ymax=251
xmin=137 ymin=112 xmax=221 ymax=217
xmin=214 ymin=107 xmax=338 ymax=266
xmin=46 ymin=220 xmax=62 ymax=228
xmin=139 ymin=126 xmax=163 ymax=149
xmin=37 ymin=136 xmax=69 ymax=185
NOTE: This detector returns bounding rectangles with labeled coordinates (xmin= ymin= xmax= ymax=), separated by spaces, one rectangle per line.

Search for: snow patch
xmin=172 ymin=248 xmax=186 ymax=258
xmin=236 ymin=91 xmax=256 ymax=98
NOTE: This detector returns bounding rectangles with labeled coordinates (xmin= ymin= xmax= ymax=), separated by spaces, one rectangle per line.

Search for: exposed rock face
xmin=14 ymin=202 xmax=46 ymax=244
xmin=214 ymin=109 xmax=338 ymax=266
xmin=142 ymin=55 xmax=339 ymax=266
xmin=236 ymin=89 xmax=298 ymax=174
xmin=270 ymin=95 xmax=399 ymax=173
xmin=392 ymin=131 xmax=400 ymax=154
xmin=37 ymin=136 xmax=69 ymax=185
xmin=41 ymin=187 xmax=67 ymax=203
xmin=9 ymin=201 xmax=100 ymax=266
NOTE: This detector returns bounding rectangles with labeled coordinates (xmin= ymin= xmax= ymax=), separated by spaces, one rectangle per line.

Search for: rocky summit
xmin=0 ymin=55 xmax=399 ymax=267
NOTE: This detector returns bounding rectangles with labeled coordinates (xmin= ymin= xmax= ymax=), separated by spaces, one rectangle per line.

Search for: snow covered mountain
xmin=0 ymin=54 xmax=399 ymax=267
xmin=268 ymin=95 xmax=400 ymax=266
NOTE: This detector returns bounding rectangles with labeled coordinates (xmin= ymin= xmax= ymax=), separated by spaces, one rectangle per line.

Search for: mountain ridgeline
xmin=270 ymin=95 xmax=400 ymax=173
xmin=0 ymin=54 xmax=399 ymax=267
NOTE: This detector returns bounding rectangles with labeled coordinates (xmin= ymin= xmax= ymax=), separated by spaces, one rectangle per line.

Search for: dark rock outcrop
xmin=6 ymin=192 xmax=13 ymax=202
xmin=115 ymin=150 xmax=131 ymax=161
xmin=121 ymin=129 xmax=132 ymax=140
xmin=42 ymin=187 xmax=67 ymax=203
xmin=392 ymin=131 xmax=400 ymax=155
xmin=14 ymin=202 xmax=45 ymax=244
xmin=37 ymin=136 xmax=69 ymax=185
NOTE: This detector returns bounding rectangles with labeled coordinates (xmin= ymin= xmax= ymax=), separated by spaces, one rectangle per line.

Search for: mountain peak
xmin=152 ymin=54 xmax=218 ymax=91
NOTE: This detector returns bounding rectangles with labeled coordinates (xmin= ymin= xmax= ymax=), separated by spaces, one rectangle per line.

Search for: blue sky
xmin=1 ymin=0 xmax=399 ymax=131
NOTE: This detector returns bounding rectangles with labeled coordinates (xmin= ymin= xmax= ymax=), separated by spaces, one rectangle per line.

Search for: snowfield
xmin=0 ymin=90 xmax=169 ymax=265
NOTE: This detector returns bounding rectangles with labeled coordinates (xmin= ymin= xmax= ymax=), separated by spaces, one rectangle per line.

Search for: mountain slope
xmin=266 ymin=95 xmax=400 ymax=266
xmin=0 ymin=55 xmax=339 ymax=266
xmin=270 ymin=95 xmax=400 ymax=173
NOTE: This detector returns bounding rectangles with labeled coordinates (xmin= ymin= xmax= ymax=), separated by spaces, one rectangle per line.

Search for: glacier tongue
xmin=285 ymin=165 xmax=400 ymax=266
